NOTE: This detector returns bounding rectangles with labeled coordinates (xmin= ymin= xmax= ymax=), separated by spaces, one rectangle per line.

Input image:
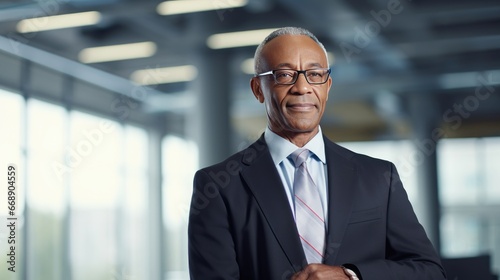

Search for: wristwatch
xmin=341 ymin=266 xmax=360 ymax=280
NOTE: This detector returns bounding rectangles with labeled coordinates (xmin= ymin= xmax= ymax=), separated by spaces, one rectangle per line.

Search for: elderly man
xmin=188 ymin=27 xmax=447 ymax=280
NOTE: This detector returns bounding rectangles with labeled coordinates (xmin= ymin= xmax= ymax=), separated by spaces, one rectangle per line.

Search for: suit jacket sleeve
xmin=188 ymin=169 xmax=239 ymax=280
xmin=354 ymin=163 xmax=447 ymax=280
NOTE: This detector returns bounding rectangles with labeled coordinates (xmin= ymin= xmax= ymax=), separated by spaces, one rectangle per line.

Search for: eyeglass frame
xmin=254 ymin=68 xmax=332 ymax=85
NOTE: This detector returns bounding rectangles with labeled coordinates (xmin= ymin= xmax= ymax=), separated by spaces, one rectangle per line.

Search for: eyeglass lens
xmin=273 ymin=69 xmax=329 ymax=84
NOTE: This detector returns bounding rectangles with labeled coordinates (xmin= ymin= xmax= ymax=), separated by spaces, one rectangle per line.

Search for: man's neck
xmin=269 ymin=127 xmax=320 ymax=148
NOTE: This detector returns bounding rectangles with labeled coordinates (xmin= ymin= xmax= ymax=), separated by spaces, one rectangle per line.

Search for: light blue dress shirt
xmin=264 ymin=126 xmax=329 ymax=225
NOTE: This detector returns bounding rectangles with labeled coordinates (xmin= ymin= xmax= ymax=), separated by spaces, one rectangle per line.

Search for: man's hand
xmin=291 ymin=264 xmax=350 ymax=280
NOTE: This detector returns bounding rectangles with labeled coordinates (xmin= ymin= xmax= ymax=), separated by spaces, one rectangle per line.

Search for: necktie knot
xmin=289 ymin=149 xmax=310 ymax=168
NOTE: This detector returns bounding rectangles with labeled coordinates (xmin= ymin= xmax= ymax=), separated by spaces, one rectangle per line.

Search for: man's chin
xmin=285 ymin=124 xmax=320 ymax=135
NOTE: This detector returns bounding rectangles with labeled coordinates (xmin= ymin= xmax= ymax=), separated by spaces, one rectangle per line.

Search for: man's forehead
xmin=260 ymin=35 xmax=327 ymax=67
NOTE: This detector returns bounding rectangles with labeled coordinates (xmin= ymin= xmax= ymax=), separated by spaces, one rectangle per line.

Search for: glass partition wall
xmin=0 ymin=45 xmax=156 ymax=280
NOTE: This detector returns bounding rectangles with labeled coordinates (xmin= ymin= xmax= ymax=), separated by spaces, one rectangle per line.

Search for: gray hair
xmin=253 ymin=27 xmax=329 ymax=74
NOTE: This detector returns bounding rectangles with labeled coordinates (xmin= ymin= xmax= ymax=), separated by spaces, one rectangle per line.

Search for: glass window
xmin=69 ymin=111 xmax=121 ymax=209
xmin=68 ymin=110 xmax=121 ymax=280
xmin=162 ymin=135 xmax=198 ymax=279
xmin=27 ymin=99 xmax=66 ymax=213
xmin=26 ymin=98 xmax=66 ymax=280
xmin=484 ymin=138 xmax=500 ymax=203
xmin=438 ymin=139 xmax=481 ymax=206
xmin=0 ymin=88 xmax=24 ymax=280
xmin=0 ymin=79 xmax=150 ymax=280
xmin=439 ymin=137 xmax=500 ymax=274
xmin=121 ymin=125 xmax=149 ymax=280
xmin=0 ymin=88 xmax=23 ymax=171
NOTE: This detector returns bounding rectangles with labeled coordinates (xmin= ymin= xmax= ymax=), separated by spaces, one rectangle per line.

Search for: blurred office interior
xmin=0 ymin=0 xmax=499 ymax=279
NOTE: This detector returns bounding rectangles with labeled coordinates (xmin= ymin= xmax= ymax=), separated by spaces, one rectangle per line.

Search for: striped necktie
xmin=289 ymin=149 xmax=326 ymax=264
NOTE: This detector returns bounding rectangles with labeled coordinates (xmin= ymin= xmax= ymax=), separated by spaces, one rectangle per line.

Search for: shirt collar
xmin=264 ymin=126 xmax=326 ymax=166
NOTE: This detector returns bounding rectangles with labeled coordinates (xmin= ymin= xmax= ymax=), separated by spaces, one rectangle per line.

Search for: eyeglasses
xmin=255 ymin=68 xmax=331 ymax=85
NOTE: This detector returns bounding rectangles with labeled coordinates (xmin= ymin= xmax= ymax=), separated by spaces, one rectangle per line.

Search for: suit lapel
xmin=240 ymin=136 xmax=306 ymax=271
xmin=322 ymin=138 xmax=357 ymax=265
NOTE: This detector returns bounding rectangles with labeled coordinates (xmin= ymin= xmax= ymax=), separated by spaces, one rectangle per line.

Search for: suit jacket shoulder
xmin=323 ymin=136 xmax=395 ymax=177
xmin=198 ymin=134 xmax=269 ymax=171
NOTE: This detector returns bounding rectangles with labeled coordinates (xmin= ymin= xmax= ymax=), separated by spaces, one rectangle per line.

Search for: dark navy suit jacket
xmin=188 ymin=135 xmax=447 ymax=280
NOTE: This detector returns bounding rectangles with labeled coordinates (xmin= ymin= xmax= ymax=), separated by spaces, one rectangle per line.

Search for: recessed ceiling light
xmin=17 ymin=11 xmax=101 ymax=33
xmin=206 ymin=28 xmax=278 ymax=49
xmin=131 ymin=65 xmax=198 ymax=85
xmin=78 ymin=42 xmax=157 ymax=64
xmin=157 ymin=0 xmax=247 ymax=16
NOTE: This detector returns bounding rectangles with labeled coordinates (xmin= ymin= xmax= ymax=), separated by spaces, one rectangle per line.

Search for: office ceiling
xmin=1 ymin=0 xmax=499 ymax=142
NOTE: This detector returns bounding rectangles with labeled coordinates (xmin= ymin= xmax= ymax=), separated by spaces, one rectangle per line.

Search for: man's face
xmin=251 ymin=35 xmax=332 ymax=139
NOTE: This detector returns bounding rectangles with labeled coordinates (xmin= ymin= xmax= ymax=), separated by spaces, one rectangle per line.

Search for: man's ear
xmin=250 ymin=77 xmax=265 ymax=103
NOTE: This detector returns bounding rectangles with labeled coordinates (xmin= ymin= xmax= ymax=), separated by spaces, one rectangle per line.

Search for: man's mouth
xmin=287 ymin=103 xmax=316 ymax=111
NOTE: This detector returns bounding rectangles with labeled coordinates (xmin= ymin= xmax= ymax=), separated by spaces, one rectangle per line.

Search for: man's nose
xmin=291 ymin=72 xmax=312 ymax=94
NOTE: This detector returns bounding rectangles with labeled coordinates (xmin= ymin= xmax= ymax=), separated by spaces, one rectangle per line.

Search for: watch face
xmin=343 ymin=267 xmax=358 ymax=279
